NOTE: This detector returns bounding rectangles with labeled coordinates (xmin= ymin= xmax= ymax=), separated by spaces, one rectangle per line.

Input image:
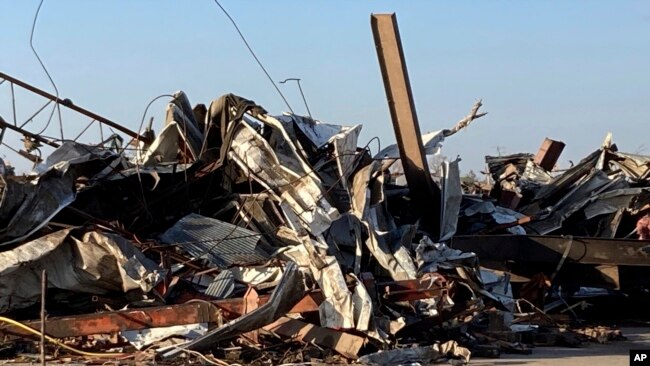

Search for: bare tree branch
xmin=444 ymin=99 xmax=487 ymax=137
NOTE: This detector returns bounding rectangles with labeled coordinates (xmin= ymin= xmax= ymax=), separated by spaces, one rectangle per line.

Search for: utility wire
xmin=30 ymin=0 xmax=64 ymax=140
xmin=279 ymin=78 xmax=312 ymax=119
xmin=211 ymin=0 xmax=294 ymax=114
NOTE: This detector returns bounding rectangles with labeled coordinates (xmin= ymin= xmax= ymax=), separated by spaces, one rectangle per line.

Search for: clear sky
xmin=1 ymin=1 xmax=649 ymax=175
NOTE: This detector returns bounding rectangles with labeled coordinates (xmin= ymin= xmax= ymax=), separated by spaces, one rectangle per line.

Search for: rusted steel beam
xmin=243 ymin=287 xmax=260 ymax=343
xmin=5 ymin=302 xmax=220 ymax=338
xmin=211 ymin=292 xmax=322 ymax=317
xmin=0 ymin=115 xmax=60 ymax=148
xmin=0 ymin=72 xmax=149 ymax=143
xmin=5 ymin=277 xmax=450 ymax=338
xmin=371 ymin=13 xmax=441 ymax=239
xmin=378 ymin=274 xmax=449 ymax=303
xmin=6 ymin=295 xmax=321 ymax=338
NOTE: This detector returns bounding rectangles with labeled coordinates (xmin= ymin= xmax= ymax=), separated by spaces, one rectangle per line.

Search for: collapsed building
xmin=0 ymin=13 xmax=647 ymax=366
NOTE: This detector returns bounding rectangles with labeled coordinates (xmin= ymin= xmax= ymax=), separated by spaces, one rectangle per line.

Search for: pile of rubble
xmin=1 ymin=13 xmax=649 ymax=365
xmin=0 ymin=86 xmax=501 ymax=364
xmin=0 ymin=82 xmax=647 ymax=365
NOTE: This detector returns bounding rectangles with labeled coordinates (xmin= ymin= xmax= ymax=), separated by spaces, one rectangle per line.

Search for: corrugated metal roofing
xmin=205 ymin=270 xmax=235 ymax=298
xmin=160 ymin=213 xmax=270 ymax=269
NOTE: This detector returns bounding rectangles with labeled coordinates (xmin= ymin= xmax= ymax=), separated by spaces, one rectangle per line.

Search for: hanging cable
xmin=279 ymin=78 xmax=312 ymax=119
xmin=30 ymin=0 xmax=64 ymax=140
xmin=211 ymin=0 xmax=294 ymax=114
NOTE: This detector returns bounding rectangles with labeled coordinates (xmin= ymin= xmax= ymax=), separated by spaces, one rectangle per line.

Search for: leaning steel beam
xmin=371 ymin=13 xmax=441 ymax=239
xmin=0 ymin=115 xmax=59 ymax=148
xmin=0 ymin=72 xmax=149 ymax=143
xmin=450 ymin=235 xmax=650 ymax=266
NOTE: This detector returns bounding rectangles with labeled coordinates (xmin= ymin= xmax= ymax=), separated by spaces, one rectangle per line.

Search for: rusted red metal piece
xmin=243 ymin=287 xmax=260 ymax=343
xmin=3 ymin=275 xmax=450 ymax=338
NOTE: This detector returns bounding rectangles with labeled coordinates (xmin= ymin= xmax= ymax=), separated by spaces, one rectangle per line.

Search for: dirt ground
xmin=471 ymin=327 xmax=650 ymax=366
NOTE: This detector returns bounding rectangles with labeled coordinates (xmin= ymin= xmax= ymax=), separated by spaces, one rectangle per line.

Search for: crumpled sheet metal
xmin=525 ymin=171 xmax=629 ymax=235
xmin=607 ymin=150 xmax=650 ymax=180
xmin=140 ymin=121 xmax=191 ymax=165
xmin=0 ymin=141 xmax=121 ymax=247
xmin=40 ymin=141 xmax=116 ymax=173
xmin=358 ymin=340 xmax=471 ymax=365
xmin=461 ymin=198 xmax=527 ymax=235
xmin=0 ymin=229 xmax=161 ymax=313
xmin=0 ymin=171 xmax=75 ymax=247
xmin=440 ymin=158 xmax=463 ymax=241
xmin=230 ymin=121 xmax=337 ymax=236
xmin=228 ymin=119 xmax=357 ymax=329
xmin=0 ymin=89 xmax=487 ymax=361
xmin=122 ymin=323 xmax=208 ymax=350
xmin=351 ymin=162 xmax=418 ymax=281
xmin=530 ymin=149 xmax=602 ymax=205
xmin=162 ymin=261 xmax=305 ymax=359
xmin=140 ymin=91 xmax=204 ymax=165
xmin=416 ymin=236 xmax=476 ymax=274
xmin=374 ymin=130 xmax=445 ymax=160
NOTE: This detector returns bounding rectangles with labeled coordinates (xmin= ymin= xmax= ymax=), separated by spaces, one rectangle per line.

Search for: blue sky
xmin=1 ymin=1 xmax=649 ymax=174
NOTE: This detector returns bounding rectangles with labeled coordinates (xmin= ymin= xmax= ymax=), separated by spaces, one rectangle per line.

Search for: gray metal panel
xmin=205 ymin=270 xmax=235 ymax=298
xmin=161 ymin=213 xmax=269 ymax=269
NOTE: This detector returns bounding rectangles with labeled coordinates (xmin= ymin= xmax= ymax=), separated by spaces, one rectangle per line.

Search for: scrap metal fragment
xmin=263 ymin=316 xmax=366 ymax=359
xmin=160 ymin=213 xmax=271 ymax=269
xmin=534 ymin=138 xmax=565 ymax=171
xmin=0 ymin=171 xmax=74 ymax=246
xmin=122 ymin=323 xmax=208 ymax=350
xmin=6 ymin=275 xmax=458 ymax=338
xmin=0 ymin=229 xmax=160 ymax=313
xmin=161 ymin=262 xmax=305 ymax=359
xmin=0 ymin=72 xmax=148 ymax=142
xmin=358 ymin=340 xmax=470 ymax=365
xmin=204 ymin=270 xmax=235 ymax=298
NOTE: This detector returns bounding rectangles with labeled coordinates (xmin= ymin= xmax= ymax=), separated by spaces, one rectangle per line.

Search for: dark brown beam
xmin=0 ymin=72 xmax=149 ymax=143
xmin=450 ymin=235 xmax=650 ymax=266
xmin=371 ymin=13 xmax=441 ymax=239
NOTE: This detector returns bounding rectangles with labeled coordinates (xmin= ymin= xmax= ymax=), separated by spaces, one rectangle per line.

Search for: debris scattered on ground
xmin=0 ymin=12 xmax=648 ymax=366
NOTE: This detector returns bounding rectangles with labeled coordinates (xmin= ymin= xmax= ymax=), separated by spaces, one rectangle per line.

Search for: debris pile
xmin=0 ymin=13 xmax=648 ymax=365
xmin=0 ymin=81 xmax=504 ymax=364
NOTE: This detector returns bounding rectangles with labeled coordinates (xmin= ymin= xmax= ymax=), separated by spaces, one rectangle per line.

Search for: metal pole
xmin=371 ymin=13 xmax=441 ymax=239
xmin=0 ymin=116 xmax=59 ymax=148
xmin=279 ymin=78 xmax=313 ymax=119
xmin=0 ymin=72 xmax=149 ymax=143
xmin=40 ymin=269 xmax=47 ymax=365
xmin=10 ymin=82 xmax=17 ymax=126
